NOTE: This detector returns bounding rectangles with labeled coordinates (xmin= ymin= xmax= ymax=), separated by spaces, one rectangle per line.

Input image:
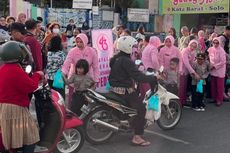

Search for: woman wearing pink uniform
xmin=140 ymin=36 xmax=161 ymax=100
xmin=62 ymin=33 xmax=99 ymax=103
xmin=141 ymin=36 xmax=161 ymax=71
xmin=159 ymin=35 xmax=181 ymax=70
xmin=179 ymin=40 xmax=200 ymax=106
xmin=208 ymin=37 xmax=226 ymax=106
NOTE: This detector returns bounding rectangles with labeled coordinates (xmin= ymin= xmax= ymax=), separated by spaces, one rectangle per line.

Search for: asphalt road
xmin=79 ymin=102 xmax=230 ymax=153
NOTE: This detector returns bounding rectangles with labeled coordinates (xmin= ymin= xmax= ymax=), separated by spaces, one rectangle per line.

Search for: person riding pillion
xmin=108 ymin=36 xmax=158 ymax=146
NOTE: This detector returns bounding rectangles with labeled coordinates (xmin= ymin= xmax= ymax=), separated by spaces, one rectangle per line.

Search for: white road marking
xmin=145 ymin=129 xmax=190 ymax=145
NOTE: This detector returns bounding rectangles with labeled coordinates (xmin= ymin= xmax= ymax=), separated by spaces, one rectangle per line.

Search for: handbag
xmin=53 ymin=69 xmax=64 ymax=89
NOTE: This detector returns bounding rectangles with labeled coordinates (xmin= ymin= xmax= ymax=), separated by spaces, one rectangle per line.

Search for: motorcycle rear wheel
xmin=84 ymin=106 xmax=119 ymax=145
xmin=157 ymin=99 xmax=182 ymax=130
xmin=55 ymin=127 xmax=84 ymax=153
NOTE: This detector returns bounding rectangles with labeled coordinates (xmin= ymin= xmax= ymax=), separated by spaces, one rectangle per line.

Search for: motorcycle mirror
xmin=135 ymin=60 xmax=142 ymax=65
xmin=25 ymin=65 xmax=32 ymax=74
xmin=159 ymin=66 xmax=164 ymax=73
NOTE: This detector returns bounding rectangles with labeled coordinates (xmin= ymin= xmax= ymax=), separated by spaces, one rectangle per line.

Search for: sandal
xmin=131 ymin=140 xmax=151 ymax=147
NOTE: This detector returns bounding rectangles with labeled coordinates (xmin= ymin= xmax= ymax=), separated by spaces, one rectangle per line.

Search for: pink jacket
xmin=141 ymin=36 xmax=161 ymax=70
xmin=180 ymin=40 xmax=198 ymax=75
xmin=159 ymin=36 xmax=181 ymax=70
xmin=198 ymin=37 xmax=206 ymax=53
xmin=208 ymin=37 xmax=226 ymax=78
xmin=62 ymin=33 xmax=99 ymax=82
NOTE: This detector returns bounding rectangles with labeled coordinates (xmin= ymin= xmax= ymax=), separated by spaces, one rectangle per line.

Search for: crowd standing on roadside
xmin=0 ymin=12 xmax=230 ymax=151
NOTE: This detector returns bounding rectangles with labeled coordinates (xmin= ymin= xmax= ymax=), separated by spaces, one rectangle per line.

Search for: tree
xmin=0 ymin=0 xmax=9 ymax=16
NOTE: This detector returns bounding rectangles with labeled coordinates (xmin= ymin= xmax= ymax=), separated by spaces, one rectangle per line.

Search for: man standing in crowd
xmin=219 ymin=25 xmax=230 ymax=54
xmin=24 ymin=19 xmax=43 ymax=71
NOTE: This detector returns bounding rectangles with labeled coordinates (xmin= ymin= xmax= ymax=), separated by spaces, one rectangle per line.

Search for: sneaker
xmin=192 ymin=107 xmax=201 ymax=111
xmin=200 ymin=107 xmax=205 ymax=111
xmin=34 ymin=145 xmax=49 ymax=152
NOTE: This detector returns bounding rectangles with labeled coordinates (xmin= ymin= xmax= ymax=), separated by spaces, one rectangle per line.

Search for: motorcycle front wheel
xmin=55 ymin=127 xmax=84 ymax=153
xmin=157 ymin=99 xmax=182 ymax=130
xmin=84 ymin=106 xmax=119 ymax=145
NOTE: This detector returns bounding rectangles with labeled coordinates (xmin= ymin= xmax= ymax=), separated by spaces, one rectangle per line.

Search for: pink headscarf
xmin=164 ymin=35 xmax=175 ymax=46
xmin=75 ymin=33 xmax=88 ymax=48
xmin=149 ymin=36 xmax=161 ymax=48
xmin=188 ymin=39 xmax=199 ymax=50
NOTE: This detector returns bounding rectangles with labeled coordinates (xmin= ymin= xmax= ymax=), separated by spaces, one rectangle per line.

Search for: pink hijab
xmin=164 ymin=35 xmax=175 ymax=46
xmin=149 ymin=36 xmax=161 ymax=48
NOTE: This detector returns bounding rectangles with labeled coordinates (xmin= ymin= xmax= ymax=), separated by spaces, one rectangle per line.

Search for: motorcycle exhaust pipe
xmin=92 ymin=119 xmax=119 ymax=131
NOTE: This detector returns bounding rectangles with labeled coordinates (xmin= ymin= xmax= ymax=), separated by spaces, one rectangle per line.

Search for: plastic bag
xmin=148 ymin=95 xmax=159 ymax=111
xmin=196 ymin=80 xmax=203 ymax=93
xmin=226 ymin=79 xmax=230 ymax=85
xmin=53 ymin=69 xmax=64 ymax=89
xmin=105 ymin=81 xmax=110 ymax=91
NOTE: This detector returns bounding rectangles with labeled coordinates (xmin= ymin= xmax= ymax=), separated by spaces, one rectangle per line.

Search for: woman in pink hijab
xmin=208 ymin=37 xmax=226 ymax=106
xmin=198 ymin=30 xmax=206 ymax=53
xmin=159 ymin=35 xmax=181 ymax=70
xmin=139 ymin=36 xmax=161 ymax=100
xmin=62 ymin=33 xmax=99 ymax=102
xmin=179 ymin=40 xmax=200 ymax=106
xmin=141 ymin=36 xmax=161 ymax=71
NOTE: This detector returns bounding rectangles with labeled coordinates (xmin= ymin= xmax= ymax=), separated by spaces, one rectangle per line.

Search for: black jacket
xmin=109 ymin=52 xmax=157 ymax=88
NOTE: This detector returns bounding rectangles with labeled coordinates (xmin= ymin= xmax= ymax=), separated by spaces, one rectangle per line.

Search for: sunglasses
xmin=213 ymin=41 xmax=219 ymax=44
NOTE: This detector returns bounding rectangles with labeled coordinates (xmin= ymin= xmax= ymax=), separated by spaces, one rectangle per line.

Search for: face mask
xmin=52 ymin=28 xmax=60 ymax=34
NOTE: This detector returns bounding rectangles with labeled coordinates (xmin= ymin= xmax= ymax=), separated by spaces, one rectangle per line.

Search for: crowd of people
xmin=0 ymin=12 xmax=229 ymax=151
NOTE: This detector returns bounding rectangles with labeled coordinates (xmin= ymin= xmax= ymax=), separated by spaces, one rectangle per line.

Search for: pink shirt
xmin=142 ymin=46 xmax=159 ymax=70
xmin=141 ymin=36 xmax=161 ymax=70
xmin=208 ymin=39 xmax=226 ymax=78
xmin=198 ymin=37 xmax=206 ymax=53
xmin=62 ymin=34 xmax=99 ymax=82
xmin=159 ymin=45 xmax=181 ymax=70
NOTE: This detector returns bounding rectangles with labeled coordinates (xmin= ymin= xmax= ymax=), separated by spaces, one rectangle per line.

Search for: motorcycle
xmin=0 ymin=66 xmax=85 ymax=153
xmin=80 ymin=70 xmax=182 ymax=145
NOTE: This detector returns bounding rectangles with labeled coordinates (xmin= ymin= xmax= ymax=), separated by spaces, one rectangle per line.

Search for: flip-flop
xmin=131 ymin=140 xmax=151 ymax=147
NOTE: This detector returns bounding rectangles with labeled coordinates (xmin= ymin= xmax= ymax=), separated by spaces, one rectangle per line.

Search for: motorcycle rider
xmin=0 ymin=41 xmax=43 ymax=153
xmin=109 ymin=36 xmax=158 ymax=146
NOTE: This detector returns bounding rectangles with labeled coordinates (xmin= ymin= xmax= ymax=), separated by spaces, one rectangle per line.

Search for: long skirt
xmin=0 ymin=103 xmax=40 ymax=150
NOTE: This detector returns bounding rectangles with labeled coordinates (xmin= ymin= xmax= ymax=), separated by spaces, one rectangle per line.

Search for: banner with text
xmin=72 ymin=0 xmax=92 ymax=9
xmin=92 ymin=29 xmax=113 ymax=92
xmin=162 ymin=0 xmax=229 ymax=14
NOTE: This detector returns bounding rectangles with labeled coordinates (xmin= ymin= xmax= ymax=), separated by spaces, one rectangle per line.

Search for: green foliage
xmin=0 ymin=0 xmax=9 ymax=16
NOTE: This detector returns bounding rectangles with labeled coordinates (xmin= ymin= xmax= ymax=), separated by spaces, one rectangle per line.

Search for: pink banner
xmin=92 ymin=29 xmax=113 ymax=92
xmin=9 ymin=0 xmax=16 ymax=17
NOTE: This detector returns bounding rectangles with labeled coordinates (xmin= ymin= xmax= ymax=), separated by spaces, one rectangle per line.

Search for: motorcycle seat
xmin=100 ymin=92 xmax=127 ymax=106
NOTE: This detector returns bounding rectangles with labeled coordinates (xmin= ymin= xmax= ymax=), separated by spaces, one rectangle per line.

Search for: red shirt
xmin=24 ymin=34 xmax=43 ymax=71
xmin=0 ymin=64 xmax=41 ymax=107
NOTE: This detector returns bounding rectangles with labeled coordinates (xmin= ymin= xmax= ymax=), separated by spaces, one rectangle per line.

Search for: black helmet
xmin=0 ymin=41 xmax=32 ymax=64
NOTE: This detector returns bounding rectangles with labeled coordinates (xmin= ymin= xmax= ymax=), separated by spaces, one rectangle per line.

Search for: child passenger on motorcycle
xmin=64 ymin=59 xmax=95 ymax=116
xmin=0 ymin=41 xmax=44 ymax=153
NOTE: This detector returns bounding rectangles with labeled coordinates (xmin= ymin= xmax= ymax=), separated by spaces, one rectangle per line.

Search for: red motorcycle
xmin=0 ymin=83 xmax=85 ymax=153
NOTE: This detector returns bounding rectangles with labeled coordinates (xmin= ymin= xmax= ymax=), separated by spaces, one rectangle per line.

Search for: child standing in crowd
xmin=64 ymin=59 xmax=95 ymax=116
xmin=191 ymin=53 xmax=210 ymax=111
xmin=162 ymin=57 xmax=180 ymax=95
xmin=46 ymin=35 xmax=66 ymax=98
